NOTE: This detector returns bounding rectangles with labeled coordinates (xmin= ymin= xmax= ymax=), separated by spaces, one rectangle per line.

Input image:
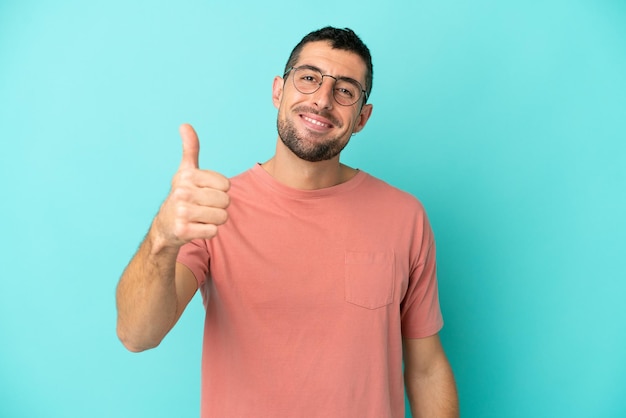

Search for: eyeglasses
xmin=284 ymin=65 xmax=368 ymax=106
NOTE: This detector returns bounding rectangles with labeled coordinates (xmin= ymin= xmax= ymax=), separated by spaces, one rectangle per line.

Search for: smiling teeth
xmin=303 ymin=116 xmax=329 ymax=127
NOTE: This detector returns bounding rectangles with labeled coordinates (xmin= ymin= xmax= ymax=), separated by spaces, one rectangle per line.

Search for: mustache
xmin=293 ymin=106 xmax=341 ymax=127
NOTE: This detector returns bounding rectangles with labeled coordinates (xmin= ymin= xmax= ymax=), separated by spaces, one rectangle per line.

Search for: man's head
xmin=272 ymin=27 xmax=374 ymax=163
xmin=284 ymin=27 xmax=373 ymax=102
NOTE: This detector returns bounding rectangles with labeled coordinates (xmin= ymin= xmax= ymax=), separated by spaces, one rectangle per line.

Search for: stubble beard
xmin=277 ymin=114 xmax=349 ymax=163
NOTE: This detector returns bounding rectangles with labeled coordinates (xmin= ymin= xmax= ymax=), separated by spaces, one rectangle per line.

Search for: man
xmin=116 ymin=27 xmax=459 ymax=417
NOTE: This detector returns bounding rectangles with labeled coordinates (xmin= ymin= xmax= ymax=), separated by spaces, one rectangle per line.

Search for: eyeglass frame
xmin=283 ymin=65 xmax=369 ymax=106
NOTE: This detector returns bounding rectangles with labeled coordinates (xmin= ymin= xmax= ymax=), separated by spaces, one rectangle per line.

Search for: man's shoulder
xmin=360 ymin=172 xmax=425 ymax=209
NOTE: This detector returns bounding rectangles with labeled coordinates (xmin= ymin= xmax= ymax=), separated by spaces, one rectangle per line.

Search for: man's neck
xmin=260 ymin=139 xmax=357 ymax=190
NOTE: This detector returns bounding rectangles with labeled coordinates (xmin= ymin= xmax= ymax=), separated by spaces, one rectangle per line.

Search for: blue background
xmin=1 ymin=1 xmax=625 ymax=417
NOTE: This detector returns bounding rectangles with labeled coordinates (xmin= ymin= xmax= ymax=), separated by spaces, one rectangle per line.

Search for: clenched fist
xmin=151 ymin=123 xmax=231 ymax=249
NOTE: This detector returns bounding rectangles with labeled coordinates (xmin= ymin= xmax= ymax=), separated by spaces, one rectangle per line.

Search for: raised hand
xmin=151 ymin=123 xmax=231 ymax=249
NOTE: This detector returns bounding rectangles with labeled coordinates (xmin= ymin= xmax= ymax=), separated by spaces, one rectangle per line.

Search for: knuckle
xmin=171 ymin=186 xmax=191 ymax=202
xmin=178 ymin=169 xmax=194 ymax=182
xmin=175 ymin=203 xmax=190 ymax=220
xmin=172 ymin=219 xmax=188 ymax=238
xmin=172 ymin=169 xmax=193 ymax=188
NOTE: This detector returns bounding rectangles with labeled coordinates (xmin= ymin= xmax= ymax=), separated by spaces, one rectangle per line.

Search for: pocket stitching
xmin=344 ymin=250 xmax=395 ymax=310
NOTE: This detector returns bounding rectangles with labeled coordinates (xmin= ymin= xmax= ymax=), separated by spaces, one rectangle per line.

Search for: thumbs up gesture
xmin=152 ymin=124 xmax=231 ymax=249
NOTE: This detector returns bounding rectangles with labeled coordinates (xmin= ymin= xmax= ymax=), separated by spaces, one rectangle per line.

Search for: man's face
xmin=272 ymin=41 xmax=373 ymax=163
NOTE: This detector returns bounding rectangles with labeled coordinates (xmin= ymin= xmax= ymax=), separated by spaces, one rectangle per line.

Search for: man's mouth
xmin=301 ymin=115 xmax=332 ymax=128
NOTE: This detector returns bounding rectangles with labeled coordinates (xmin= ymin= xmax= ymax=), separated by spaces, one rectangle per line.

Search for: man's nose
xmin=311 ymin=76 xmax=336 ymax=109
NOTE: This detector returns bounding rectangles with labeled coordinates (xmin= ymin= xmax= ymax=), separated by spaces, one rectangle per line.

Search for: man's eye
xmin=336 ymin=87 xmax=355 ymax=98
xmin=301 ymin=74 xmax=320 ymax=83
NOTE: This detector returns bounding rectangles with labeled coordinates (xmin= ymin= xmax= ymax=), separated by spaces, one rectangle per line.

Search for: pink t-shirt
xmin=177 ymin=164 xmax=443 ymax=418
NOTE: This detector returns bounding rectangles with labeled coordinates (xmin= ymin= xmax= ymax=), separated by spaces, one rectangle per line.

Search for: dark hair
xmin=284 ymin=27 xmax=373 ymax=102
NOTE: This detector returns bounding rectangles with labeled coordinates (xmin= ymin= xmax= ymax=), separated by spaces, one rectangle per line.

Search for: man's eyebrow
xmin=297 ymin=63 xmax=362 ymax=85
xmin=297 ymin=64 xmax=323 ymax=73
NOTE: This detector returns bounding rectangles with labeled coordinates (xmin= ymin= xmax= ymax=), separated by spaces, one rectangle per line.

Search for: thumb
xmin=179 ymin=123 xmax=200 ymax=170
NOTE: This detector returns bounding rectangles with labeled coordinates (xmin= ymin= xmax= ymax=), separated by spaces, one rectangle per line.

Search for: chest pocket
xmin=344 ymin=250 xmax=395 ymax=310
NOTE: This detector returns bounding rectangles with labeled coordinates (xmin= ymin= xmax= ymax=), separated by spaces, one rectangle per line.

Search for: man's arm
xmin=403 ymin=334 xmax=459 ymax=418
xmin=115 ymin=124 xmax=230 ymax=352
xmin=115 ymin=240 xmax=198 ymax=352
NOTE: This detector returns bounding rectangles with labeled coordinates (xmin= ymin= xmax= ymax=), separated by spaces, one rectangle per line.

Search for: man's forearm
xmin=115 ymin=229 xmax=180 ymax=352
xmin=405 ymin=358 xmax=459 ymax=418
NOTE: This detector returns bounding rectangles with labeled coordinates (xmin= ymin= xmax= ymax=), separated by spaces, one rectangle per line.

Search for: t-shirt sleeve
xmin=176 ymin=238 xmax=210 ymax=288
xmin=400 ymin=212 xmax=444 ymax=338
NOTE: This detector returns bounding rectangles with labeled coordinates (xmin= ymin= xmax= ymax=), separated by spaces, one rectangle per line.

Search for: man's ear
xmin=272 ymin=76 xmax=284 ymax=109
xmin=353 ymin=103 xmax=374 ymax=134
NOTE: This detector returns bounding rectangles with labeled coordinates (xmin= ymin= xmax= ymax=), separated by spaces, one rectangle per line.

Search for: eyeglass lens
xmin=292 ymin=67 xmax=363 ymax=106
